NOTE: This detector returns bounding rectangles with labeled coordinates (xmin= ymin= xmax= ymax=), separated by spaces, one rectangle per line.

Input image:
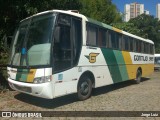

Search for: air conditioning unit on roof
xmin=68 ymin=10 xmax=79 ymax=13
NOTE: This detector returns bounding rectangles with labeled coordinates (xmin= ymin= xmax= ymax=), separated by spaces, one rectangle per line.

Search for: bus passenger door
xmin=53 ymin=14 xmax=82 ymax=97
xmin=53 ymin=15 xmax=82 ymax=73
xmin=53 ymin=15 xmax=72 ymax=72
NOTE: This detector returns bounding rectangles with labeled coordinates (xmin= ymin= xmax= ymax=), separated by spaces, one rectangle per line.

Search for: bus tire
xmin=77 ymin=75 xmax=92 ymax=101
xmin=135 ymin=69 xmax=142 ymax=84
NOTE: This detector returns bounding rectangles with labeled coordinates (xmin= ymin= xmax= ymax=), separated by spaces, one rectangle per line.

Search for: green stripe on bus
xmin=87 ymin=18 xmax=113 ymax=30
xmin=113 ymin=50 xmax=129 ymax=81
xmin=16 ymin=69 xmax=28 ymax=82
xmin=101 ymin=48 xmax=122 ymax=83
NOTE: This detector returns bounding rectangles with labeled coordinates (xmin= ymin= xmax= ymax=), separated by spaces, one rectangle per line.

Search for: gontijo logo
xmin=85 ymin=53 xmax=99 ymax=63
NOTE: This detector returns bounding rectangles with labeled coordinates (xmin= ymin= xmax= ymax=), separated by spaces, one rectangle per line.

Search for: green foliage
xmin=129 ymin=14 xmax=160 ymax=53
xmin=112 ymin=14 xmax=160 ymax=53
xmin=0 ymin=0 xmax=81 ymax=56
xmin=0 ymin=0 xmax=122 ymax=50
xmin=111 ymin=22 xmax=141 ymax=35
xmin=80 ymin=0 xmax=122 ymax=24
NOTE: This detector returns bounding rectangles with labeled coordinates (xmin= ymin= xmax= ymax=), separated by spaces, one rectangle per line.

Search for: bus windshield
xmin=10 ymin=13 xmax=55 ymax=67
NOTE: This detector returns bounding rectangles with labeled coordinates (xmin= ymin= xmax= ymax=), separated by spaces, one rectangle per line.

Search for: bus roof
xmin=20 ymin=10 xmax=85 ymax=22
xmin=86 ymin=17 xmax=154 ymax=44
xmin=155 ymin=54 xmax=160 ymax=57
xmin=21 ymin=10 xmax=154 ymax=44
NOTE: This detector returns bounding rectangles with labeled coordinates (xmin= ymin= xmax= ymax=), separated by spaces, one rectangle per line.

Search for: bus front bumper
xmin=8 ymin=78 xmax=54 ymax=99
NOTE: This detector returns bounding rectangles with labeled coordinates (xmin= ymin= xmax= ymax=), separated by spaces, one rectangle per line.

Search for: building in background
xmin=124 ymin=2 xmax=144 ymax=22
xmin=156 ymin=4 xmax=160 ymax=20
xmin=144 ymin=10 xmax=149 ymax=15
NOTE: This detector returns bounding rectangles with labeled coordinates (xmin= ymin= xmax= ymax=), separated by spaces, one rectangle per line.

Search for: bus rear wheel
xmin=77 ymin=75 xmax=92 ymax=101
xmin=135 ymin=69 xmax=142 ymax=84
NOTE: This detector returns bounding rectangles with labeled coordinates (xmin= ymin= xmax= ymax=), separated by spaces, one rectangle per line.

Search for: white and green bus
xmin=7 ymin=10 xmax=154 ymax=100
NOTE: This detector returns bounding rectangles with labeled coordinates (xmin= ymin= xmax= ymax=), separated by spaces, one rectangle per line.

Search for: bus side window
xmin=98 ymin=28 xmax=106 ymax=47
xmin=130 ymin=37 xmax=133 ymax=52
xmin=141 ymin=42 xmax=144 ymax=53
xmin=115 ymin=33 xmax=119 ymax=49
xmin=112 ymin=33 xmax=116 ymax=49
xmin=86 ymin=24 xmax=98 ymax=46
xmin=147 ymin=43 xmax=150 ymax=54
xmin=136 ymin=40 xmax=139 ymax=52
xmin=138 ymin=41 xmax=142 ymax=53
xmin=108 ymin=31 xmax=112 ymax=48
xmin=106 ymin=30 xmax=109 ymax=48
xmin=123 ymin=35 xmax=129 ymax=51
xmin=133 ymin=39 xmax=135 ymax=52
xmin=144 ymin=42 xmax=147 ymax=53
xmin=150 ymin=44 xmax=154 ymax=54
xmin=150 ymin=44 xmax=152 ymax=54
xmin=108 ymin=30 xmax=117 ymax=49
xmin=117 ymin=33 xmax=122 ymax=50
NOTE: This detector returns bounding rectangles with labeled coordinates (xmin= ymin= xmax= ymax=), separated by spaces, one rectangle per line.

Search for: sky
xmin=112 ymin=0 xmax=160 ymax=17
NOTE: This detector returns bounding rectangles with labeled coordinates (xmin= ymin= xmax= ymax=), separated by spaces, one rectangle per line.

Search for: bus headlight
xmin=33 ymin=76 xmax=52 ymax=84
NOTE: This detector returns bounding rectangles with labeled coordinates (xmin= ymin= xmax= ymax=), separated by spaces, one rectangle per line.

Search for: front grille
xmin=13 ymin=84 xmax=32 ymax=93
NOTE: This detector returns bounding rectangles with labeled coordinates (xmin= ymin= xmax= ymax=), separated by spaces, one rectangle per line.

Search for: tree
xmin=111 ymin=22 xmax=142 ymax=35
xmin=80 ymin=0 xmax=122 ymax=24
xmin=0 ymin=0 xmax=122 ymax=45
xmin=129 ymin=14 xmax=160 ymax=53
xmin=112 ymin=14 xmax=160 ymax=53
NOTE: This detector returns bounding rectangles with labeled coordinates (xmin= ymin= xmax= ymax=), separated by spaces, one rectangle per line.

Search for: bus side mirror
xmin=54 ymin=26 xmax=61 ymax=43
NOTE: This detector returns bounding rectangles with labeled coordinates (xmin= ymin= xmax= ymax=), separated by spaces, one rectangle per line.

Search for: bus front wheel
xmin=77 ymin=75 xmax=92 ymax=101
xmin=135 ymin=69 xmax=142 ymax=84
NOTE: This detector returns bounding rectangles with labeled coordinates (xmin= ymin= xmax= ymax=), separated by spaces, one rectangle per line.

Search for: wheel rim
xmin=80 ymin=81 xmax=89 ymax=96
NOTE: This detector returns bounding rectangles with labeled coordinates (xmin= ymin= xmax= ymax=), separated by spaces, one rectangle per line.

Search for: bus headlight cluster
xmin=33 ymin=76 xmax=52 ymax=84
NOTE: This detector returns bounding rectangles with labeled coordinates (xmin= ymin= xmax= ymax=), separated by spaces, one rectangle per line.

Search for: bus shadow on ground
xmin=92 ymin=77 xmax=150 ymax=96
xmin=14 ymin=77 xmax=150 ymax=109
xmin=14 ymin=92 xmax=78 ymax=109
